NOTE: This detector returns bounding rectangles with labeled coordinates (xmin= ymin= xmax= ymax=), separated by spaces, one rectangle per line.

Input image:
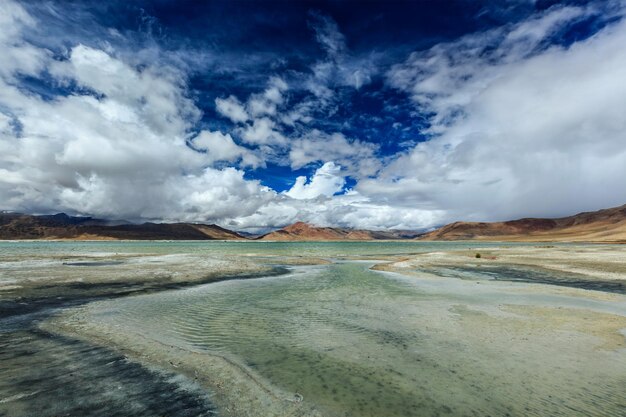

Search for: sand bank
xmin=372 ymin=245 xmax=626 ymax=295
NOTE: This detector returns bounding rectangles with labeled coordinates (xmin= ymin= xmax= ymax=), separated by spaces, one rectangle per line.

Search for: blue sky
xmin=1 ymin=0 xmax=626 ymax=231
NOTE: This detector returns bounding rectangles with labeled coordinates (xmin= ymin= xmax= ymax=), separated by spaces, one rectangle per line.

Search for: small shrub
xmin=475 ymin=253 xmax=481 ymax=259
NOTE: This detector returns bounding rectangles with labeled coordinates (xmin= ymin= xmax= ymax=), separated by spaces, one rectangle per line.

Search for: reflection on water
xmin=88 ymin=262 xmax=626 ymax=417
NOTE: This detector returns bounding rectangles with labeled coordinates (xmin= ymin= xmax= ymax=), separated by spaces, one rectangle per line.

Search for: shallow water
xmin=86 ymin=261 xmax=626 ymax=417
xmin=0 ymin=239 xmax=565 ymax=259
xmin=0 ymin=307 xmax=217 ymax=417
xmin=2 ymin=241 xmax=625 ymax=416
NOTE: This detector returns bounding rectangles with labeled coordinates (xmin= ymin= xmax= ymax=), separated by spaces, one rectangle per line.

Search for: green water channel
xmin=85 ymin=260 xmax=626 ymax=417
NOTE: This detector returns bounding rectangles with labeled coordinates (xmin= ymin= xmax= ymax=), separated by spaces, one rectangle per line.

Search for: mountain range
xmin=258 ymin=222 xmax=420 ymax=241
xmin=0 ymin=213 xmax=244 ymax=240
xmin=2 ymin=204 xmax=626 ymax=242
xmin=419 ymin=204 xmax=626 ymax=242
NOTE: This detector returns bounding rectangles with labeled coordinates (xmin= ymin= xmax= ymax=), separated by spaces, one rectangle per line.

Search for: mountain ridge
xmin=419 ymin=204 xmax=626 ymax=242
xmin=3 ymin=204 xmax=626 ymax=242
xmin=258 ymin=221 xmax=421 ymax=241
xmin=0 ymin=213 xmax=245 ymax=240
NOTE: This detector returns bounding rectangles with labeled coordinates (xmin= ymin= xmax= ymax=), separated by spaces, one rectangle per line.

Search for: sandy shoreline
xmin=372 ymin=245 xmax=626 ymax=294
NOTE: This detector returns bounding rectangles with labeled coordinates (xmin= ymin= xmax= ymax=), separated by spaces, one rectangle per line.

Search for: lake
xmin=1 ymin=241 xmax=625 ymax=416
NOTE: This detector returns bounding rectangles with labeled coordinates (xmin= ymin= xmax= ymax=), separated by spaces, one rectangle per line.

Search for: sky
xmin=1 ymin=0 xmax=626 ymax=232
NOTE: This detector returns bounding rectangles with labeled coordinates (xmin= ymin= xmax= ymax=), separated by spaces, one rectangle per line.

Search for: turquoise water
xmin=0 ymin=239 xmax=558 ymax=259
xmin=85 ymin=257 xmax=626 ymax=417
xmin=2 ymin=241 xmax=625 ymax=416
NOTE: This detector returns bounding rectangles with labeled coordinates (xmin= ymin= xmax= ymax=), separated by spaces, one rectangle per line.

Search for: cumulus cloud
xmin=247 ymin=76 xmax=288 ymax=117
xmin=239 ymin=117 xmax=287 ymax=146
xmin=216 ymin=77 xmax=290 ymax=156
xmin=215 ymin=95 xmax=249 ymax=123
xmin=230 ymin=189 xmax=445 ymax=232
xmin=59 ymin=167 xmax=275 ymax=222
xmin=176 ymin=168 xmax=275 ymax=222
xmin=387 ymin=4 xmax=598 ymax=133
xmin=210 ymin=15 xmax=380 ymax=177
xmin=2 ymin=0 xmax=626 ymax=232
xmin=0 ymin=0 xmax=271 ymax=224
xmin=0 ymin=1 xmax=387 ymax=230
xmin=285 ymin=162 xmax=345 ymax=200
xmin=0 ymin=0 xmax=48 ymax=78
xmin=380 ymin=2 xmax=626 ymax=221
xmin=192 ymin=130 xmax=262 ymax=167
xmin=289 ymin=131 xmax=380 ymax=177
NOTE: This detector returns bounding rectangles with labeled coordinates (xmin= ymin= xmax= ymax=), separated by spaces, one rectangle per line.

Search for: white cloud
xmin=215 ymin=95 xmax=249 ymax=123
xmin=386 ymin=4 xmax=612 ymax=134
xmin=289 ymin=130 xmax=380 ymax=177
xmin=2 ymin=0 xmax=626 ymax=233
xmin=230 ymin=189 xmax=445 ymax=232
xmin=0 ymin=1 xmax=48 ymax=78
xmin=176 ymin=168 xmax=275 ymax=221
xmin=192 ymin=130 xmax=262 ymax=168
xmin=246 ymin=76 xmax=288 ymax=117
xmin=308 ymin=10 xmax=346 ymax=58
xmin=379 ymin=2 xmax=626 ymax=221
xmin=285 ymin=161 xmax=345 ymax=200
xmin=239 ymin=117 xmax=287 ymax=145
xmin=59 ymin=167 xmax=275 ymax=222
xmin=56 ymin=44 xmax=200 ymax=137
xmin=306 ymin=11 xmax=376 ymax=92
xmin=0 ymin=1 xmax=271 ymax=224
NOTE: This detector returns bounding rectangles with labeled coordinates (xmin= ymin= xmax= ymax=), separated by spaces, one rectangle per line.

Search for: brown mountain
xmin=419 ymin=204 xmax=626 ymax=242
xmin=0 ymin=213 xmax=244 ymax=240
xmin=259 ymin=222 xmax=419 ymax=241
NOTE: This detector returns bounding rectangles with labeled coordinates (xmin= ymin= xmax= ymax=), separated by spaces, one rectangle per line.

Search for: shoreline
xmin=372 ymin=245 xmax=626 ymax=294
xmin=1 ymin=239 xmax=626 ymax=243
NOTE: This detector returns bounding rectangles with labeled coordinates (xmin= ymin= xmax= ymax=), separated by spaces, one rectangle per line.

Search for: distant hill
xmin=0 ymin=213 xmax=244 ymax=240
xmin=419 ymin=204 xmax=626 ymax=242
xmin=6 ymin=204 xmax=625 ymax=242
xmin=259 ymin=221 xmax=420 ymax=241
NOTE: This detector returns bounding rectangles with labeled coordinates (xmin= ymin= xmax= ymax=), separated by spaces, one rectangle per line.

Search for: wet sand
xmin=372 ymin=244 xmax=626 ymax=295
xmin=2 ymin=242 xmax=626 ymax=416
